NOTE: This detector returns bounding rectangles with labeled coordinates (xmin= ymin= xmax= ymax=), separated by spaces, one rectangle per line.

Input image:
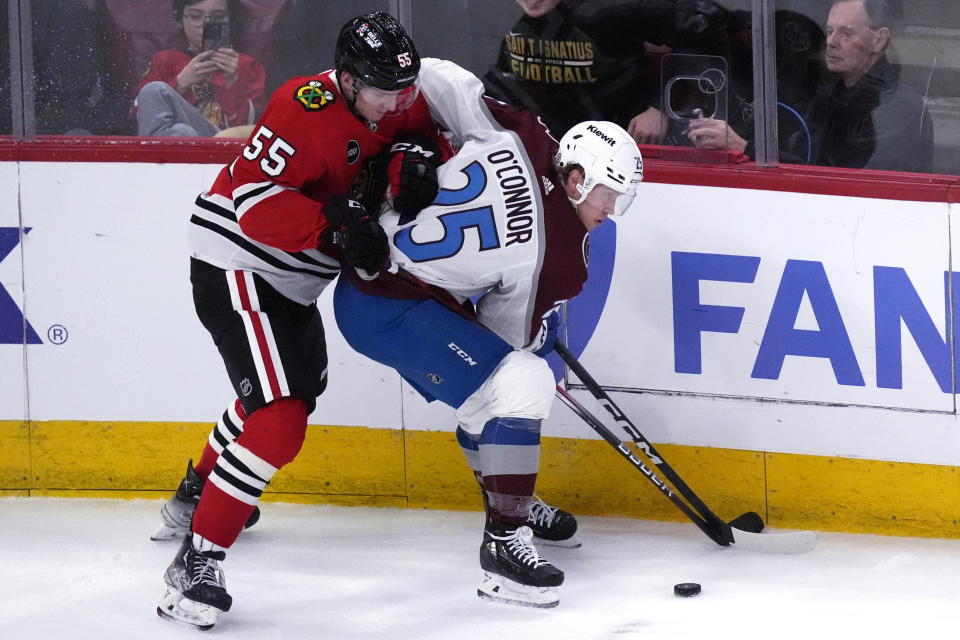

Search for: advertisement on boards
xmin=558 ymin=182 xmax=960 ymax=465
xmin=0 ymin=163 xmax=26 ymax=420
xmin=15 ymin=162 xmax=402 ymax=426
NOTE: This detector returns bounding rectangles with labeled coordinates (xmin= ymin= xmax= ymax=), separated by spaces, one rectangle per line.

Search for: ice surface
xmin=1 ymin=497 xmax=959 ymax=638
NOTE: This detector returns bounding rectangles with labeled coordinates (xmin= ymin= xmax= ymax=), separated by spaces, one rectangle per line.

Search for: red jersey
xmin=188 ymin=70 xmax=445 ymax=305
xmin=136 ymin=49 xmax=266 ymax=128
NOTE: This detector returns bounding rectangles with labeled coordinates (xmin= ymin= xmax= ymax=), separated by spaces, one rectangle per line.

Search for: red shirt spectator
xmin=136 ymin=48 xmax=265 ymax=129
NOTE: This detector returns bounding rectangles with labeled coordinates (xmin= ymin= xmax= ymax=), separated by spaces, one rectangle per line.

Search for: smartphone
xmin=202 ymin=19 xmax=230 ymax=51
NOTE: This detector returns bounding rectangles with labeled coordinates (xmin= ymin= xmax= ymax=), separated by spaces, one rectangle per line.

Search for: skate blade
xmin=157 ymin=586 xmax=223 ymax=630
xmin=150 ymin=524 xmax=187 ymax=542
xmin=533 ymin=532 xmax=582 ymax=549
xmin=476 ymin=571 xmax=559 ymax=608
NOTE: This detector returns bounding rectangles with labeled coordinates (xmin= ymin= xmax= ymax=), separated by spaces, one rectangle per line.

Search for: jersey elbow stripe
xmin=233 ymin=182 xmax=288 ymax=220
xmin=191 ymin=214 xmax=338 ymax=279
xmin=196 ymin=193 xmax=238 ymax=222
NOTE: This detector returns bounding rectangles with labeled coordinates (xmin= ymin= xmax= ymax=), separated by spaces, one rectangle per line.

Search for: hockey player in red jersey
xmin=153 ymin=12 xmax=450 ymax=630
xmin=333 ymin=59 xmax=644 ymax=607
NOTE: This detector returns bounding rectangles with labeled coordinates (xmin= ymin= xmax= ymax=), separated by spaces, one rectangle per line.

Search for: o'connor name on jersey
xmin=488 ymin=148 xmax=535 ymax=246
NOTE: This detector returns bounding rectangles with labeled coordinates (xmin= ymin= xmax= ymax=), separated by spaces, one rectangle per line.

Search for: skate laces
xmin=190 ymin=551 xmax=225 ymax=588
xmin=527 ymin=495 xmax=558 ymax=528
xmin=492 ymin=526 xmax=549 ymax=568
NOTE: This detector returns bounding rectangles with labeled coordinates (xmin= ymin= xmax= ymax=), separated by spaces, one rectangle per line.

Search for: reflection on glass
xmin=266 ymin=1 xmax=392 ymax=97
xmin=29 ymin=0 xmax=107 ymax=134
xmin=1 ymin=1 xmax=10 ymax=136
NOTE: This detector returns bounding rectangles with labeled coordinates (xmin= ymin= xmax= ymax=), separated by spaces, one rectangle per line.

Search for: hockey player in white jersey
xmin=333 ymin=59 xmax=643 ymax=607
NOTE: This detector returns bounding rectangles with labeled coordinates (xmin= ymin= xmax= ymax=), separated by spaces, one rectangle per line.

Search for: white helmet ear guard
xmin=556 ymin=120 xmax=644 ymax=215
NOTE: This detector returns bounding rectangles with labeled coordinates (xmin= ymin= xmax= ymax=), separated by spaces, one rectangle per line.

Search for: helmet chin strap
xmin=337 ymin=71 xmax=371 ymax=126
xmin=567 ymin=181 xmax=588 ymax=208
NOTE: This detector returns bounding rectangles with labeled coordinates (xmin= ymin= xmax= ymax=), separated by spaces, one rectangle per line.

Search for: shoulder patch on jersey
xmin=294 ymin=81 xmax=336 ymax=112
xmin=347 ymin=140 xmax=360 ymax=165
xmin=582 ymin=233 xmax=590 ymax=268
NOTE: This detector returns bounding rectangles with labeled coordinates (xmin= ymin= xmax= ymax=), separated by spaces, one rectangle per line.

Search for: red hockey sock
xmin=191 ymin=480 xmax=256 ymax=549
xmin=193 ymin=442 xmax=219 ymax=480
xmin=191 ymin=397 xmax=306 ymax=548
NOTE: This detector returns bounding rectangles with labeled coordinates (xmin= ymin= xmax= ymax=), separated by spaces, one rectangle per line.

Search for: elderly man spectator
xmin=689 ymin=0 xmax=933 ymax=173
xmin=803 ymin=0 xmax=933 ymax=171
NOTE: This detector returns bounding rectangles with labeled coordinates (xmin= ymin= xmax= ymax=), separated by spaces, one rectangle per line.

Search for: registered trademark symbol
xmin=47 ymin=324 xmax=68 ymax=344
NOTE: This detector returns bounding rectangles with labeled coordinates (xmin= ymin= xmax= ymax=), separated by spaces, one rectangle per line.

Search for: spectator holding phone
xmin=483 ymin=0 xmax=730 ymax=143
xmin=133 ymin=0 xmax=266 ymax=137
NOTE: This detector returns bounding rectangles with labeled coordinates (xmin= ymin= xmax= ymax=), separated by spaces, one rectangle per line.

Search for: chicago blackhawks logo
xmin=295 ymin=81 xmax=336 ymax=112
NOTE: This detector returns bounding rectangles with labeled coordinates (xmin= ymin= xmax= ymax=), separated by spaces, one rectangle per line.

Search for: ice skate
xmin=527 ymin=494 xmax=581 ymax=548
xmin=151 ymin=459 xmax=260 ymax=541
xmin=477 ymin=525 xmax=564 ymax=608
xmin=157 ymin=534 xmax=232 ymax=630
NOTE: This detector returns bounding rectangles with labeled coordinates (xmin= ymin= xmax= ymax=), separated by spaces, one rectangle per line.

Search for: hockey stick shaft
xmin=554 ymin=384 xmax=728 ymax=544
xmin=554 ymin=341 xmax=733 ymax=540
xmin=556 ymin=382 xmax=819 ymax=553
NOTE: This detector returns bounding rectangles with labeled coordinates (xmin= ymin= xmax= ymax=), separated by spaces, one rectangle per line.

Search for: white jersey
xmin=376 ymin=59 xmax=588 ymax=349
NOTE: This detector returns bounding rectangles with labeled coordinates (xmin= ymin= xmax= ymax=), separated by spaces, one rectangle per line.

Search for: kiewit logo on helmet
xmin=586 ymin=124 xmax=616 ymax=146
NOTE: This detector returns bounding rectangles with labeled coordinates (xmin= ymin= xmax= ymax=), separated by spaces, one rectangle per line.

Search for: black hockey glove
xmin=324 ymin=195 xmax=390 ymax=275
xmin=386 ymin=140 xmax=441 ymax=221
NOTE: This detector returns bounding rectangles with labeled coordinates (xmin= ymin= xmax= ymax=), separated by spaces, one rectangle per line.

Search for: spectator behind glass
xmin=0 ymin=0 xmax=111 ymax=135
xmin=690 ymin=0 xmax=933 ymax=173
xmin=802 ymin=0 xmax=932 ymax=171
xmin=133 ymin=0 xmax=266 ymax=137
xmin=482 ymin=0 xmax=730 ymax=143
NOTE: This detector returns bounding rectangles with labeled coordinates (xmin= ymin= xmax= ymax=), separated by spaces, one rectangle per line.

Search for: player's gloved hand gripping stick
xmin=553 ymin=340 xmax=819 ymax=554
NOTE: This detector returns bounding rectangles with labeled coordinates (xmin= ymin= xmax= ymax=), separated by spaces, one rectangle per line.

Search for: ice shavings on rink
xmin=1 ymin=497 xmax=959 ymax=639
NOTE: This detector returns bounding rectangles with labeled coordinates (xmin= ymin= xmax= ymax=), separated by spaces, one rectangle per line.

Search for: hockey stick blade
xmin=728 ymin=511 xmax=764 ymax=533
xmin=556 ymin=384 xmax=819 ymax=553
xmin=554 ymin=342 xmax=820 ymax=554
xmin=730 ymin=527 xmax=819 ymax=554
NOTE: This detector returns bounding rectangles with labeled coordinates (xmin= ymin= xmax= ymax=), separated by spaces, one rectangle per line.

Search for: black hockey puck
xmin=673 ymin=583 xmax=701 ymax=597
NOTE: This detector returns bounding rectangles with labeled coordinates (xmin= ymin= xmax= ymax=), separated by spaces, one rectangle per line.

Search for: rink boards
xmin=2 ymin=159 xmax=960 ymax=538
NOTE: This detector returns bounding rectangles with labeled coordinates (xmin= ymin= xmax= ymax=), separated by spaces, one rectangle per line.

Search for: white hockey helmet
xmin=555 ymin=120 xmax=643 ymax=216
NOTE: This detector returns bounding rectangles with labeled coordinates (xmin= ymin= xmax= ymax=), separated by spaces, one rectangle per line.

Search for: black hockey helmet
xmin=334 ymin=11 xmax=420 ymax=92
